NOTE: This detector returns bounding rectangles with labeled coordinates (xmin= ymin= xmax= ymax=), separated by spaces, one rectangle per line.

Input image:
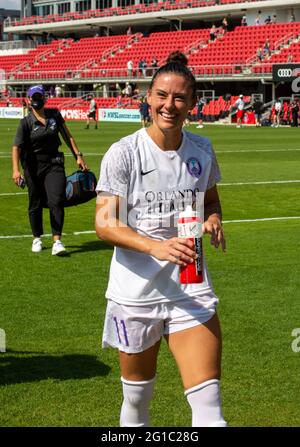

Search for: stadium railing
xmin=4 ymin=64 xmax=275 ymax=82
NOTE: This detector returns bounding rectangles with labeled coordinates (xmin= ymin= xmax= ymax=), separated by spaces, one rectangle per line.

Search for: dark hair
xmin=149 ymin=51 xmax=196 ymax=98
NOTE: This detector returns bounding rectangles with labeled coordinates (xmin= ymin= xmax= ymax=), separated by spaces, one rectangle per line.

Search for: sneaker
xmin=52 ymin=240 xmax=66 ymax=256
xmin=196 ymin=125 xmax=204 ymax=128
xmin=32 ymin=238 xmax=42 ymax=253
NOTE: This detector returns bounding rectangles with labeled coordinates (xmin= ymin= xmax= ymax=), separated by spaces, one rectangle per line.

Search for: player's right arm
xmin=95 ymin=192 xmax=196 ymax=266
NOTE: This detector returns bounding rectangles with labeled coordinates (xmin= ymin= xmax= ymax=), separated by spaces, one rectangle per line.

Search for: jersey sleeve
xmin=96 ymin=142 xmax=132 ymax=198
xmin=13 ymin=119 xmax=26 ymax=149
xmin=207 ymin=145 xmax=221 ymax=190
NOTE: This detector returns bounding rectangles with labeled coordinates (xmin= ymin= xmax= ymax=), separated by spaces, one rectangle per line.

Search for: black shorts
xmin=88 ymin=111 xmax=96 ymax=119
xmin=197 ymin=112 xmax=203 ymax=120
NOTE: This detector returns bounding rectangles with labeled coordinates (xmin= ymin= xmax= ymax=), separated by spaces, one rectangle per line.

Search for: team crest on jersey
xmin=186 ymin=157 xmax=202 ymax=178
xmin=49 ymin=118 xmax=57 ymax=131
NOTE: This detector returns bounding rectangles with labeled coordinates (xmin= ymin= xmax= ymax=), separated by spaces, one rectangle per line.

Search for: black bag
xmin=64 ymin=170 xmax=97 ymax=207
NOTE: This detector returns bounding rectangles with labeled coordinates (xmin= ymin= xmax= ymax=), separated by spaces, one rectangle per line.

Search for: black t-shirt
xmin=14 ymin=108 xmax=65 ymax=158
xmin=139 ymin=102 xmax=150 ymax=116
xmin=253 ymin=101 xmax=263 ymax=114
xmin=197 ymin=100 xmax=205 ymax=113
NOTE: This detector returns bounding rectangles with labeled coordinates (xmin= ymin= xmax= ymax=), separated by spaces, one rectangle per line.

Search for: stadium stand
xmin=5 ymin=0 xmax=281 ymax=29
xmin=189 ymin=23 xmax=300 ymax=75
xmin=2 ymin=23 xmax=300 ymax=81
xmin=0 ymin=40 xmax=71 ymax=73
xmin=92 ymin=29 xmax=211 ymax=78
xmin=1 ymin=0 xmax=300 ymax=126
xmin=6 ymin=1 xmax=217 ymax=27
xmin=0 ymin=96 xmax=140 ymax=110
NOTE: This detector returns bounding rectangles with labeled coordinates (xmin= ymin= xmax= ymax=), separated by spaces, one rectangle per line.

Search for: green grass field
xmin=0 ymin=119 xmax=300 ymax=426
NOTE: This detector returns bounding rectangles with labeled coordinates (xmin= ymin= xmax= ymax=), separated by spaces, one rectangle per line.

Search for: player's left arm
xmin=203 ymin=185 xmax=226 ymax=252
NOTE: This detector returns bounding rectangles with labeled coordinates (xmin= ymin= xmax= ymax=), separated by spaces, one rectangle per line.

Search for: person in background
xmin=85 ymin=94 xmax=98 ymax=130
xmin=272 ymin=98 xmax=282 ymax=128
xmin=124 ymin=82 xmax=132 ymax=97
xmin=241 ymin=15 xmax=247 ymax=26
xmin=127 ymin=59 xmax=134 ymax=77
xmin=21 ymin=98 xmax=29 ymax=117
xmin=234 ymin=94 xmax=245 ymax=128
xmin=291 ymin=99 xmax=299 ymax=127
xmin=209 ymin=24 xmax=217 ymax=41
xmin=196 ymin=96 xmax=206 ymax=128
xmin=54 ymin=85 xmax=62 ymax=97
xmin=49 ymin=85 xmax=55 ymax=98
xmin=253 ymin=97 xmax=263 ymax=127
xmin=255 ymin=12 xmax=261 ymax=25
xmin=257 ymin=47 xmax=263 ymax=62
xmin=151 ymin=57 xmax=158 ymax=76
xmin=139 ymin=96 xmax=150 ymax=128
xmin=12 ymin=85 xmax=88 ymax=255
xmin=290 ymin=10 xmax=296 ymax=22
xmin=95 ymin=51 xmax=227 ymax=428
xmin=221 ymin=17 xmax=228 ymax=34
xmin=263 ymin=39 xmax=271 ymax=59
xmin=265 ymin=15 xmax=271 ymax=25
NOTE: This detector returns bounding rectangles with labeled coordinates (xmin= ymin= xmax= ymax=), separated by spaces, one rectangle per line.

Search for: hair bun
xmin=166 ymin=51 xmax=188 ymax=66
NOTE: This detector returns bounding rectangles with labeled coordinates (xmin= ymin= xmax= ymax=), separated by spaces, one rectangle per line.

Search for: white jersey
xmin=275 ymin=101 xmax=282 ymax=112
xmin=89 ymin=99 xmax=97 ymax=113
xmin=96 ymin=128 xmax=221 ymax=306
xmin=235 ymin=98 xmax=245 ymax=110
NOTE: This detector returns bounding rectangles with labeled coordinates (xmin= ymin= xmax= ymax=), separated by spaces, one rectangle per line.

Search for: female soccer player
xmin=95 ymin=52 xmax=227 ymax=427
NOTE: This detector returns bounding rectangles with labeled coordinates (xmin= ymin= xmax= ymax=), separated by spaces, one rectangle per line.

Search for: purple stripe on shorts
xmin=121 ymin=320 xmax=129 ymax=347
xmin=113 ymin=316 xmax=122 ymax=344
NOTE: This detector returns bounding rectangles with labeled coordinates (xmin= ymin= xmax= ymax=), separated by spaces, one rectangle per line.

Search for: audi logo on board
xmin=273 ymin=64 xmax=300 ymax=82
xmin=277 ymin=69 xmax=293 ymax=78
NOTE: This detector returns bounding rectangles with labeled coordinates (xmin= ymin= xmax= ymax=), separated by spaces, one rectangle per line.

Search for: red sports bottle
xmin=178 ymin=205 xmax=203 ymax=284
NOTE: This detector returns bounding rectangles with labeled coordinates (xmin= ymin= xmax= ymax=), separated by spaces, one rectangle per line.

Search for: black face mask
xmin=31 ymin=98 xmax=44 ymax=110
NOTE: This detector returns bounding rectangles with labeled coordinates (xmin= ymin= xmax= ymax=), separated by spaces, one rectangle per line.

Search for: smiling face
xmin=147 ymin=73 xmax=196 ymax=135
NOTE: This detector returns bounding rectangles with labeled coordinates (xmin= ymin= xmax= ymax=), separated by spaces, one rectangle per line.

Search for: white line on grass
xmin=1 ymin=149 xmax=300 ymax=158
xmin=0 ymin=192 xmax=27 ymax=196
xmin=1 ymin=179 xmax=300 ymax=197
xmin=220 ymin=180 xmax=300 ymax=186
xmin=216 ymin=149 xmax=300 ymax=153
xmin=0 ymin=216 xmax=299 ymax=239
xmin=223 ymin=216 xmax=300 ymax=223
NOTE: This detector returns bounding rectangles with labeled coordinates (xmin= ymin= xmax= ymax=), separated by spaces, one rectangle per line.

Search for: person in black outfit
xmin=291 ymin=100 xmax=299 ymax=127
xmin=253 ymin=98 xmax=263 ymax=127
xmin=12 ymin=85 xmax=88 ymax=255
xmin=139 ymin=97 xmax=150 ymax=127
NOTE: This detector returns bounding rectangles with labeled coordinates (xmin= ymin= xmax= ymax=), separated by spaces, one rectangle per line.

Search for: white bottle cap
xmin=179 ymin=205 xmax=198 ymax=218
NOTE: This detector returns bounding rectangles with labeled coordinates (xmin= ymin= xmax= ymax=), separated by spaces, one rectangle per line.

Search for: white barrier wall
xmin=0 ymin=107 xmax=24 ymax=119
xmin=0 ymin=107 xmax=141 ymax=122
xmin=98 ymin=108 xmax=140 ymax=123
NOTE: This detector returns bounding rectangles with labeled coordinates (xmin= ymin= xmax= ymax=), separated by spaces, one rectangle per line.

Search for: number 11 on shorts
xmin=113 ymin=316 xmax=129 ymax=347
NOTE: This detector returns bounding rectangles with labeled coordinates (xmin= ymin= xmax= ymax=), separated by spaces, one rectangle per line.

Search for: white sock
xmin=185 ymin=379 xmax=227 ymax=427
xmin=120 ymin=376 xmax=155 ymax=427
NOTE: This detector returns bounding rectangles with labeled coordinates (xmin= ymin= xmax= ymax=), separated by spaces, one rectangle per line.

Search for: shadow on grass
xmin=0 ymin=351 xmax=111 ymax=385
xmin=67 ymin=240 xmax=113 ymax=255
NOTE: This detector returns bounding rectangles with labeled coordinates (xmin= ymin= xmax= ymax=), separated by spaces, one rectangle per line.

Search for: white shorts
xmin=102 ymin=293 xmax=218 ymax=353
